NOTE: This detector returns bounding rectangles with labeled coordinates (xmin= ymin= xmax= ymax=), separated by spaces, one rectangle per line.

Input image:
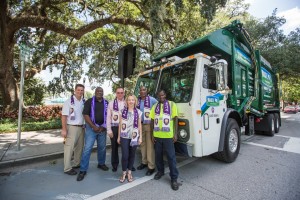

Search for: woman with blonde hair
xmin=118 ymin=94 xmax=142 ymax=182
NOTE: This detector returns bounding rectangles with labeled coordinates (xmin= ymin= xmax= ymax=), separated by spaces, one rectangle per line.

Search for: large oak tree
xmin=0 ymin=0 xmax=227 ymax=109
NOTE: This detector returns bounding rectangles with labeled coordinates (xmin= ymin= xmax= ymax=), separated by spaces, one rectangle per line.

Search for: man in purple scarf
xmin=136 ymin=86 xmax=157 ymax=176
xmin=150 ymin=89 xmax=179 ymax=190
xmin=77 ymin=87 xmax=109 ymax=181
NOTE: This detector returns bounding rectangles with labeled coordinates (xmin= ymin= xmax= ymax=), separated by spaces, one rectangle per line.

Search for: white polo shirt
xmin=62 ymin=96 xmax=85 ymax=125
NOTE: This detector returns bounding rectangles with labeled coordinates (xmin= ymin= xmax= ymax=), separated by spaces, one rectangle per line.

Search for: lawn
xmin=0 ymin=118 xmax=61 ymax=133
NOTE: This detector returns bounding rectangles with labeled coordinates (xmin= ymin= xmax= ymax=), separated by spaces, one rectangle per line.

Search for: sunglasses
xmin=117 ymin=92 xmax=124 ymax=94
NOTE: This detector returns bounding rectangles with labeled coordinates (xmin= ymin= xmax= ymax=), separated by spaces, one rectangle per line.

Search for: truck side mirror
xmin=118 ymin=44 xmax=136 ymax=79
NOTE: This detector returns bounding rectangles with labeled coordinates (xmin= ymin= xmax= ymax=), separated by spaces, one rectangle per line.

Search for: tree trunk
xmin=0 ymin=0 xmax=19 ymax=110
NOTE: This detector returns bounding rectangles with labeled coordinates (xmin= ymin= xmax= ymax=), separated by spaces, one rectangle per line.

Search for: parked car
xmin=283 ymin=106 xmax=297 ymax=114
xmin=296 ymin=105 xmax=300 ymax=112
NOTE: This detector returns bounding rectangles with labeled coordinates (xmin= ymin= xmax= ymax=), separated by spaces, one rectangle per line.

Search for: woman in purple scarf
xmin=117 ymin=94 xmax=142 ymax=183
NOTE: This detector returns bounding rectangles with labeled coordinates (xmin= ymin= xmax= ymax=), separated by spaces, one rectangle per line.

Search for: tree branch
xmin=8 ymin=16 xmax=150 ymax=40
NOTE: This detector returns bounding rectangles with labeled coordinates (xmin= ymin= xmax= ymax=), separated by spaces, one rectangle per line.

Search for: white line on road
xmin=244 ymin=135 xmax=300 ymax=155
xmin=87 ymin=157 xmax=199 ymax=200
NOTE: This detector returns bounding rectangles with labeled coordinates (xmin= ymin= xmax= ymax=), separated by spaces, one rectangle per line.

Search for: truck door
xmin=200 ymin=64 xmax=225 ymax=156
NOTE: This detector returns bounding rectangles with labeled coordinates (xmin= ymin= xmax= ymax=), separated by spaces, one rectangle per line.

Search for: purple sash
xmin=121 ymin=108 xmax=139 ymax=146
xmin=90 ymin=96 xmax=108 ymax=128
xmin=137 ymin=96 xmax=151 ymax=124
xmin=70 ymin=95 xmax=85 ymax=120
xmin=154 ymin=100 xmax=171 ymax=132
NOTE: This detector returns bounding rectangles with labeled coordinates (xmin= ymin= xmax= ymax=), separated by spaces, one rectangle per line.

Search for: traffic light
xmin=118 ymin=44 xmax=136 ymax=79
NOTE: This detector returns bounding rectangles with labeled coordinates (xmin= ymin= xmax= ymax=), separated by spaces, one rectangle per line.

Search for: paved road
xmin=1 ymin=112 xmax=300 ymax=200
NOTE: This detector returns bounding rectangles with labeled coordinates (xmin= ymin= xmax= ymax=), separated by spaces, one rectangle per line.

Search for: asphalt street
xmin=0 ymin=112 xmax=300 ymax=200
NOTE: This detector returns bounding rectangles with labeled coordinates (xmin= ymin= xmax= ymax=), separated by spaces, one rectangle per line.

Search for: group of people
xmin=61 ymin=84 xmax=180 ymax=190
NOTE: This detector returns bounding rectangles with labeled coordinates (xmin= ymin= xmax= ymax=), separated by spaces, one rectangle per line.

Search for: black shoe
xmin=137 ymin=163 xmax=147 ymax=170
xmin=112 ymin=167 xmax=117 ymax=172
xmin=171 ymin=180 xmax=179 ymax=191
xmin=72 ymin=165 xmax=80 ymax=169
xmin=154 ymin=172 xmax=164 ymax=180
xmin=77 ymin=171 xmax=86 ymax=181
xmin=64 ymin=169 xmax=77 ymax=175
xmin=146 ymin=168 xmax=155 ymax=176
xmin=131 ymin=166 xmax=136 ymax=171
xmin=97 ymin=164 xmax=109 ymax=171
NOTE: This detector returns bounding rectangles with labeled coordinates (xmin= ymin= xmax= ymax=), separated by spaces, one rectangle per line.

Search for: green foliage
xmin=85 ymin=91 xmax=93 ymax=99
xmin=281 ymin=77 xmax=300 ymax=103
xmin=24 ymin=77 xmax=46 ymax=106
xmin=0 ymin=118 xmax=61 ymax=133
xmin=244 ymin=10 xmax=300 ymax=79
xmin=104 ymin=94 xmax=115 ymax=102
xmin=6 ymin=0 xmax=231 ymax=100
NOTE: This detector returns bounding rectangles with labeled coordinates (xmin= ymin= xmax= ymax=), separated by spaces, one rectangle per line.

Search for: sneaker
xmin=137 ymin=163 xmax=147 ymax=170
xmin=97 ymin=164 xmax=109 ymax=171
xmin=171 ymin=180 xmax=179 ymax=191
xmin=154 ymin=172 xmax=164 ymax=180
xmin=64 ymin=169 xmax=77 ymax=175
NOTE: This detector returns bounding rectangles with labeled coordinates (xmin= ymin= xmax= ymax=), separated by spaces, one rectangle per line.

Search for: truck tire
xmin=214 ymin=118 xmax=241 ymax=163
xmin=266 ymin=114 xmax=275 ymax=136
xmin=274 ymin=113 xmax=280 ymax=133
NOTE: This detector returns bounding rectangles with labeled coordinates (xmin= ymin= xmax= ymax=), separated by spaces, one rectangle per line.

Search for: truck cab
xmin=134 ymin=53 xmax=236 ymax=160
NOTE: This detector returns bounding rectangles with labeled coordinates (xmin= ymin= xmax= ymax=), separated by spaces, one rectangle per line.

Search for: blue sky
xmin=36 ymin=0 xmax=300 ymax=95
xmin=245 ymin=0 xmax=300 ymax=34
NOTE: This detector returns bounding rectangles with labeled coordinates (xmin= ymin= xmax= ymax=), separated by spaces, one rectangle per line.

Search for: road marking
xmin=55 ymin=193 xmax=91 ymax=200
xmin=244 ymin=135 xmax=300 ymax=155
xmin=87 ymin=157 xmax=198 ymax=200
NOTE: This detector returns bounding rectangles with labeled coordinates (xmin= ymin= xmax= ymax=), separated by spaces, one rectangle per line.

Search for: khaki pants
xmin=64 ymin=125 xmax=84 ymax=172
xmin=140 ymin=124 xmax=155 ymax=169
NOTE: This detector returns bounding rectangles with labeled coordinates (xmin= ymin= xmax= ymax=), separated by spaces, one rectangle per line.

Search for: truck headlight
xmin=179 ymin=129 xmax=188 ymax=139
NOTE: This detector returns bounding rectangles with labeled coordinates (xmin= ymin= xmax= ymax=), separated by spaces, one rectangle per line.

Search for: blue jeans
xmin=154 ymin=137 xmax=179 ymax=180
xmin=80 ymin=124 xmax=107 ymax=172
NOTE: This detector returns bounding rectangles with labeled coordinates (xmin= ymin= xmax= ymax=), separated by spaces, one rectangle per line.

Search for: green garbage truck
xmin=133 ymin=20 xmax=281 ymax=163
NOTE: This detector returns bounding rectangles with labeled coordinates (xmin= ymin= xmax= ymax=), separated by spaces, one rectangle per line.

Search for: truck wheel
xmin=274 ymin=113 xmax=280 ymax=133
xmin=214 ymin=118 xmax=241 ymax=163
xmin=266 ymin=114 xmax=275 ymax=136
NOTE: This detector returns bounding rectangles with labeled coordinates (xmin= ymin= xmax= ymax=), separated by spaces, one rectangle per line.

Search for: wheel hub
xmin=229 ymin=129 xmax=238 ymax=153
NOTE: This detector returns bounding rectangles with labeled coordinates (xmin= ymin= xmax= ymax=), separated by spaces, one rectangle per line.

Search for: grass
xmin=0 ymin=118 xmax=61 ymax=133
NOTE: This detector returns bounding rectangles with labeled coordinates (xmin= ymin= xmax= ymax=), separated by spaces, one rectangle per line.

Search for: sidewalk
xmin=0 ymin=129 xmax=110 ymax=168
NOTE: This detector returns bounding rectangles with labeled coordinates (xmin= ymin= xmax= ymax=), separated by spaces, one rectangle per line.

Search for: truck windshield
xmin=134 ymin=70 xmax=159 ymax=97
xmin=158 ymin=59 xmax=196 ymax=103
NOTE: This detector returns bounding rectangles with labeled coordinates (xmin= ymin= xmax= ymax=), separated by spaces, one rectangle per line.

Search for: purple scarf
xmin=113 ymin=98 xmax=119 ymax=111
xmin=70 ymin=95 xmax=85 ymax=120
xmin=137 ymin=95 xmax=151 ymax=124
xmin=154 ymin=100 xmax=171 ymax=132
xmin=90 ymin=96 xmax=108 ymax=128
xmin=121 ymin=107 xmax=139 ymax=146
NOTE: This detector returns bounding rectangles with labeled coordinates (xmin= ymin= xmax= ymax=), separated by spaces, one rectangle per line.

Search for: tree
xmin=281 ymin=77 xmax=300 ymax=104
xmin=244 ymin=10 xmax=300 ymax=79
xmin=0 ymin=0 xmax=228 ymax=110
xmin=24 ymin=77 xmax=46 ymax=106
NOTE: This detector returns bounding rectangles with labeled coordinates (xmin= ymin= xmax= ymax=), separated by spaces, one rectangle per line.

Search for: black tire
xmin=274 ymin=113 xmax=280 ymax=133
xmin=265 ymin=114 xmax=275 ymax=136
xmin=214 ymin=118 xmax=241 ymax=163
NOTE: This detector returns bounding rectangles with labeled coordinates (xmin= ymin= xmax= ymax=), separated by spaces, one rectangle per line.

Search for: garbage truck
xmin=132 ymin=20 xmax=281 ymax=163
